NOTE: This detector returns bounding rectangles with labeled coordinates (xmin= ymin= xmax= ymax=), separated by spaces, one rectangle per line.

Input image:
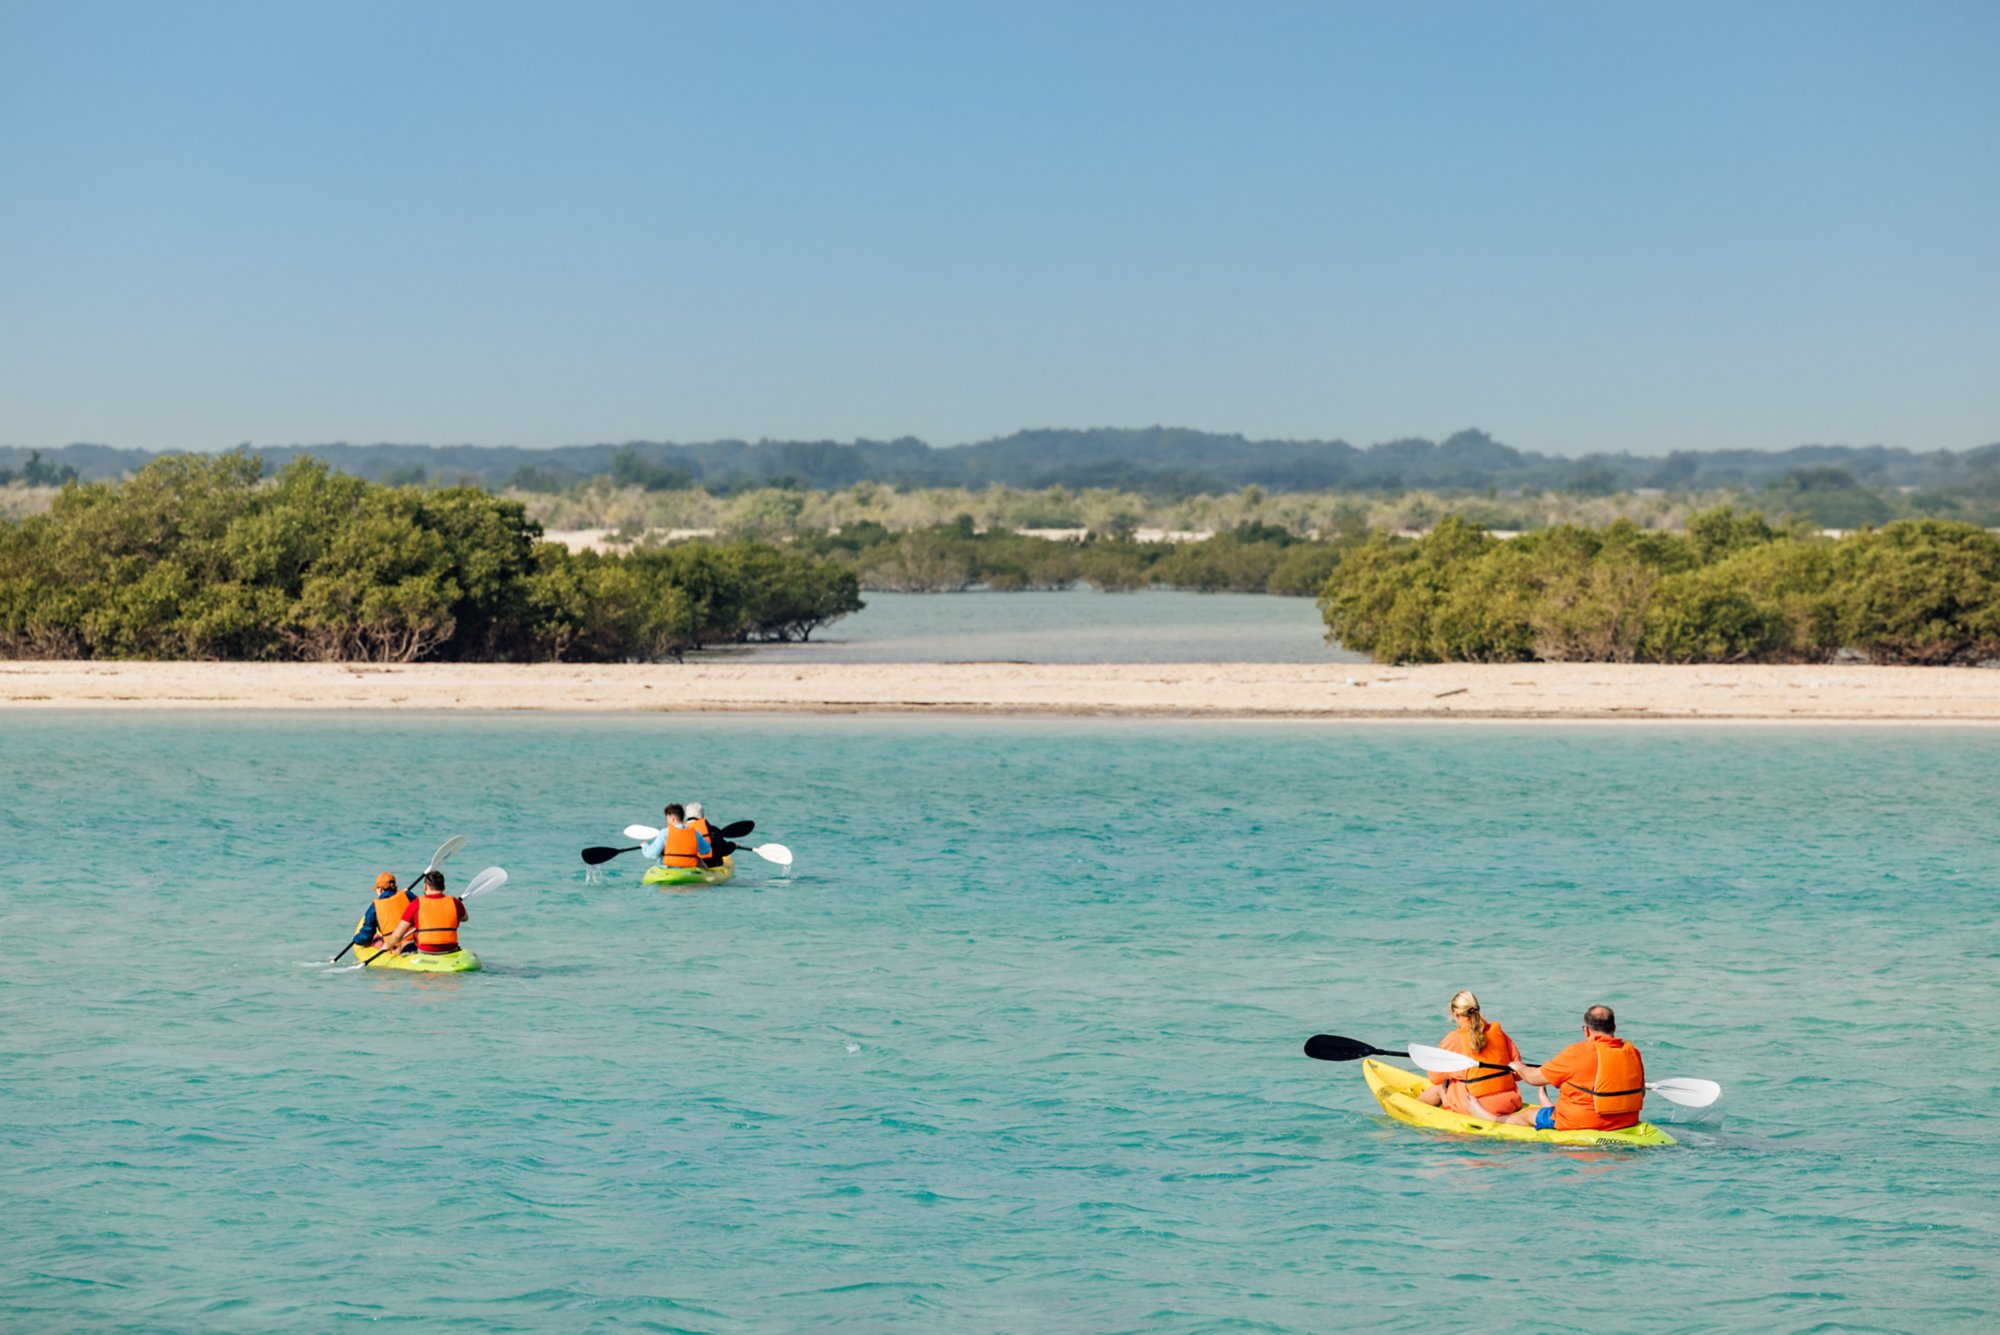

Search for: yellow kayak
xmin=353 ymin=940 xmax=481 ymax=972
xmin=641 ymin=855 xmax=735 ymax=887
xmin=1362 ymin=1058 xmax=1675 ymax=1148
xmin=350 ymin=917 xmax=481 ymax=972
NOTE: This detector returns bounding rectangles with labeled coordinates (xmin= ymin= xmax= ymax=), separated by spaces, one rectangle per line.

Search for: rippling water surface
xmin=3 ymin=715 xmax=1997 ymax=1330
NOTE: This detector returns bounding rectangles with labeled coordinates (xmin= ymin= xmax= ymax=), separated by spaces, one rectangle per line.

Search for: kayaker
xmin=378 ymin=869 xmax=468 ymax=955
xmin=642 ymin=803 xmax=711 ymax=870
xmin=351 ymin=872 xmax=411 ymax=948
xmin=685 ymin=802 xmax=730 ymax=866
xmin=1416 ymin=989 xmax=1523 ymax=1118
xmin=1503 ymin=1005 xmax=1647 ymax=1131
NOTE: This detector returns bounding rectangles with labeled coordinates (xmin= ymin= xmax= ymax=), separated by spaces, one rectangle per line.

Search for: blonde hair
xmin=1449 ymin=989 xmax=1487 ymax=1055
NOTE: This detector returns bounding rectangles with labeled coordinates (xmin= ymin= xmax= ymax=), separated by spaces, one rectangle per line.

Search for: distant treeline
xmin=1319 ymin=511 xmax=2000 ymax=666
xmin=813 ymin=519 xmax=1359 ymax=596
xmin=0 ymin=455 xmax=861 ymax=662
xmin=9 ymin=428 xmax=2000 ymax=498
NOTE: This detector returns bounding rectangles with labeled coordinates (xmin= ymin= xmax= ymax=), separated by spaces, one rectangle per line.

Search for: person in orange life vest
xmin=685 ymin=802 xmax=725 ymax=867
xmin=1416 ymin=989 xmax=1523 ymax=1118
xmin=378 ymin=869 xmax=468 ymax=955
xmin=641 ymin=803 xmax=710 ymax=869
xmin=1502 ymin=1004 xmax=1647 ymax=1131
xmin=351 ymin=872 xmax=411 ymax=948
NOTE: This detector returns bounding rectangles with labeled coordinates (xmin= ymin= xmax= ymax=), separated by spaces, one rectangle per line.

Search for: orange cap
xmin=375 ymin=872 xmax=398 ymax=891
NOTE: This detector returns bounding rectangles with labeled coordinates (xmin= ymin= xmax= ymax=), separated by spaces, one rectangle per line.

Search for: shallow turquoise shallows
xmin=3 ymin=715 xmax=1998 ymax=1331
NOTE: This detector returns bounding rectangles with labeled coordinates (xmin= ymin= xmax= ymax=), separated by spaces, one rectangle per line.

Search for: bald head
xmin=1584 ymin=1005 xmax=1616 ymax=1034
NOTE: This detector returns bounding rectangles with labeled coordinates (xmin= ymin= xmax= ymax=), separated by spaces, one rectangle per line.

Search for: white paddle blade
xmin=460 ymin=866 xmax=508 ymax=900
xmin=752 ymin=843 xmax=793 ymax=867
xmin=1407 ymin=1042 xmax=1477 ymax=1075
xmin=427 ymin=834 xmax=468 ymax=872
xmin=1647 ymin=1077 xmax=1721 ymax=1108
xmin=625 ymin=824 xmax=660 ymax=841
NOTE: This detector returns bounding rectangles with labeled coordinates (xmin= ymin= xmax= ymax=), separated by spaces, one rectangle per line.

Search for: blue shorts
xmin=1533 ymin=1105 xmax=1557 ymax=1131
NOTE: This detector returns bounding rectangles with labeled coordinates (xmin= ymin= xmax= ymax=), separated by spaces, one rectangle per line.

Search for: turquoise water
xmin=730 ymin=589 xmax=1361 ymax=663
xmin=3 ymin=715 xmax=1998 ymax=1331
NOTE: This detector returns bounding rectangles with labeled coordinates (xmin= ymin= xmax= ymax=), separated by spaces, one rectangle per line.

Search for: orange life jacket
xmin=1440 ymin=1020 xmax=1520 ymax=1102
xmin=1576 ymin=1039 xmax=1646 ymax=1118
xmin=414 ymin=894 xmax=461 ymax=951
xmin=372 ymin=890 xmax=410 ymax=940
xmin=660 ymin=823 xmax=702 ymax=868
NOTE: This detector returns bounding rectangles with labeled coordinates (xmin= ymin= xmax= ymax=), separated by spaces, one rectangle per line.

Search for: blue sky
xmin=2 ymin=0 xmax=1994 ymax=455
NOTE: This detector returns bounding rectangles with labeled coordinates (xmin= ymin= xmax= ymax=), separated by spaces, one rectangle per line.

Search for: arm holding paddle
xmin=332 ymin=834 xmax=467 ymax=963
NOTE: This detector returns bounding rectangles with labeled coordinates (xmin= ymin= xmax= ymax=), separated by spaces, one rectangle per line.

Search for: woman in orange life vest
xmin=379 ymin=869 xmax=468 ymax=955
xmin=642 ymin=803 xmax=711 ymax=869
xmin=351 ymin=872 xmax=411 ymax=949
xmin=1416 ymin=989 xmax=1524 ymax=1118
xmin=1503 ymin=1004 xmax=1647 ymax=1132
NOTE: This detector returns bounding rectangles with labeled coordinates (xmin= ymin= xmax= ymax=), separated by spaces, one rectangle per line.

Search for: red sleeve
xmin=456 ymin=898 xmax=467 ymax=922
xmin=401 ymin=899 xmax=421 ymax=926
xmin=1540 ymin=1041 xmax=1586 ymax=1087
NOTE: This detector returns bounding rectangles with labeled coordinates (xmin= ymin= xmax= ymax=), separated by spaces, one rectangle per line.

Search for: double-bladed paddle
xmin=1305 ymin=1033 xmax=1723 ymax=1109
xmin=358 ymin=865 xmax=505 ymax=968
xmin=580 ymin=819 xmax=756 ymax=866
xmin=1417 ymin=1048 xmax=1724 ymax=1108
xmin=332 ymin=834 xmax=467 ymax=963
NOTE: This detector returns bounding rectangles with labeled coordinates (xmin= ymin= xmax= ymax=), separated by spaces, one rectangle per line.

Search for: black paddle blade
xmin=718 ymin=818 xmax=754 ymax=838
xmin=581 ymin=845 xmax=639 ymax=865
xmin=1303 ymin=1034 xmax=1393 ymax=1063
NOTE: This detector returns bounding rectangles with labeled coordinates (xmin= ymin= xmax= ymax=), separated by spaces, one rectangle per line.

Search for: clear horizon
xmin=3 ymin=1 xmax=1996 ymax=457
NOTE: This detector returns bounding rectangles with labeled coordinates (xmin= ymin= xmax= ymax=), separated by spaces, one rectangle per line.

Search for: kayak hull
xmin=353 ymin=941 xmax=481 ymax=972
xmin=642 ymin=855 xmax=736 ymax=887
xmin=1362 ymin=1058 xmax=1675 ymax=1147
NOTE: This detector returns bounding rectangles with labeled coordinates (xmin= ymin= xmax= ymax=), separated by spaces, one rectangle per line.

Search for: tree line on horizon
xmin=0 ymin=455 xmax=862 ymax=662
xmin=8 ymin=428 xmax=2000 ymax=499
xmin=6 ymin=455 xmax=1998 ymax=667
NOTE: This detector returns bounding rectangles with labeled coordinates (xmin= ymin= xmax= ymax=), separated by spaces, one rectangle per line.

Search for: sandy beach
xmin=2 ymin=660 xmax=1998 ymax=721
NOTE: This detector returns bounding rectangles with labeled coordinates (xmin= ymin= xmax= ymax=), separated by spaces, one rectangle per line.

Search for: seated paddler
xmin=353 ymin=872 xmax=411 ymax=949
xmin=1503 ymin=1004 xmax=1647 ymax=1131
xmin=1416 ymin=989 xmax=1523 ymax=1118
xmin=684 ymin=802 xmax=729 ymax=866
xmin=643 ymin=803 xmax=711 ymax=870
xmin=378 ymin=869 xmax=468 ymax=955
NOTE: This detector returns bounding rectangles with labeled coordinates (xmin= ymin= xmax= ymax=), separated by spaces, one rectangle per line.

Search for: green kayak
xmin=641 ymin=855 xmax=736 ymax=887
xmin=352 ymin=939 xmax=482 ymax=972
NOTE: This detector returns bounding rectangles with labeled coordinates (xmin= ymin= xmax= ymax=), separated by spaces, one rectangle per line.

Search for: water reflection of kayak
xmin=1362 ymin=1058 xmax=1676 ymax=1147
xmin=641 ymin=855 xmax=736 ymax=887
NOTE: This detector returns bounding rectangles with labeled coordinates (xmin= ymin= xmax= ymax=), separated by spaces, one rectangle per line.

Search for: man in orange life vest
xmin=378 ymin=869 xmax=468 ymax=955
xmin=1502 ymin=1004 xmax=1647 ymax=1132
xmin=642 ymin=803 xmax=711 ymax=870
xmin=684 ymin=802 xmax=728 ymax=867
xmin=351 ymin=872 xmax=411 ymax=949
